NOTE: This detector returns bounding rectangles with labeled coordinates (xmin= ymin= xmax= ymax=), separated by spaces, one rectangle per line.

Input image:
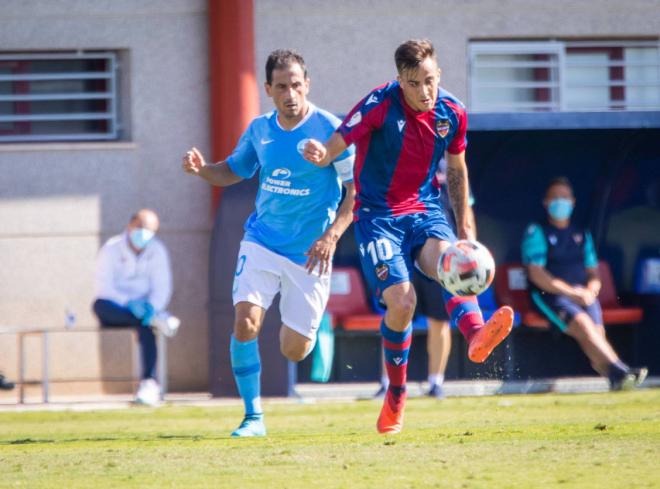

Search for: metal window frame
xmin=0 ymin=51 xmax=119 ymax=142
xmin=468 ymin=40 xmax=660 ymax=113
xmin=468 ymin=42 xmax=563 ymax=113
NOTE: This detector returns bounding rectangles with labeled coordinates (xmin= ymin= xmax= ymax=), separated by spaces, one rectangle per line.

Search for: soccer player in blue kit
xmin=183 ymin=50 xmax=355 ymax=437
xmin=304 ymin=39 xmax=514 ymax=434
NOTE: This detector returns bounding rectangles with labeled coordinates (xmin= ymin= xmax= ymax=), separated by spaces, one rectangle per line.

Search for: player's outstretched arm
xmin=182 ymin=147 xmax=243 ymax=187
xmin=303 ymin=133 xmax=348 ymax=168
xmin=446 ymin=151 xmax=475 ymax=241
xmin=305 ymin=182 xmax=356 ymax=275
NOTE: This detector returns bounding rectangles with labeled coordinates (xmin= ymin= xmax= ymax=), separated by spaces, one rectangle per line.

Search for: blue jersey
xmin=337 ymin=82 xmax=467 ymax=220
xmin=226 ymin=104 xmax=355 ymax=265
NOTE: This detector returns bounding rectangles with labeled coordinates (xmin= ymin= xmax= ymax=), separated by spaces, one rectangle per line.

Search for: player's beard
xmin=282 ymin=100 xmax=307 ymax=120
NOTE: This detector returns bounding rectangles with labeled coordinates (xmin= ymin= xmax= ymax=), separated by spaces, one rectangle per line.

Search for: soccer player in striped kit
xmin=304 ymin=39 xmax=514 ymax=434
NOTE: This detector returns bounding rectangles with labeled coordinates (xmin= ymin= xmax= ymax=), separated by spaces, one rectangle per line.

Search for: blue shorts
xmin=530 ymin=290 xmax=603 ymax=332
xmin=354 ymin=212 xmax=456 ymax=298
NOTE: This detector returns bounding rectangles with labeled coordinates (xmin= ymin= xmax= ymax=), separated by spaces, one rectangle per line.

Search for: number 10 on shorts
xmin=360 ymin=238 xmax=394 ymax=265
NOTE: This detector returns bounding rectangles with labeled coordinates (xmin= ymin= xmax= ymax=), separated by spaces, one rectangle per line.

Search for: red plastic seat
xmin=327 ymin=267 xmax=382 ymax=331
xmin=597 ymin=261 xmax=644 ymax=325
xmin=495 ymin=262 xmax=550 ymax=329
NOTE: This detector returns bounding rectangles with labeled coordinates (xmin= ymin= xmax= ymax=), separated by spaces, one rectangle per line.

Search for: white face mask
xmin=129 ymin=228 xmax=155 ymax=250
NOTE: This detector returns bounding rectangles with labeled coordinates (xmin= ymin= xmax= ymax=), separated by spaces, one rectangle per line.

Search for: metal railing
xmin=0 ymin=325 xmax=168 ymax=404
xmin=469 ymin=40 xmax=660 ymax=113
xmin=0 ymin=51 xmax=120 ymax=142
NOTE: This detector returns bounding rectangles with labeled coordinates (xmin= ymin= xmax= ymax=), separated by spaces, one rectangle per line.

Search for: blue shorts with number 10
xmin=355 ymin=211 xmax=456 ymax=299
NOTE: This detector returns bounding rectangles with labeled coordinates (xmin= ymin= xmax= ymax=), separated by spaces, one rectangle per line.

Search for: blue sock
xmin=230 ymin=336 xmax=262 ymax=417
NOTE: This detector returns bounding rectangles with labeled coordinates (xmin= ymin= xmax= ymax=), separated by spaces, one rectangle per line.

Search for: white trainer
xmin=151 ymin=312 xmax=181 ymax=338
xmin=135 ymin=378 xmax=161 ymax=406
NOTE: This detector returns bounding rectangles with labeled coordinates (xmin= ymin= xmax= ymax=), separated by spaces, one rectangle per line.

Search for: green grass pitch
xmin=1 ymin=390 xmax=658 ymax=488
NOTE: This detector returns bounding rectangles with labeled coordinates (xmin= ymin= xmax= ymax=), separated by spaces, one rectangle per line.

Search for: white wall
xmin=1 ymin=0 xmax=659 ymax=393
xmin=254 ymin=0 xmax=660 ymax=114
xmin=0 ymin=0 xmax=211 ymax=390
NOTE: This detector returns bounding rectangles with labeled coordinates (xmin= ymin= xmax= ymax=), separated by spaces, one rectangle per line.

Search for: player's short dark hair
xmin=546 ymin=176 xmax=573 ymax=194
xmin=265 ymin=49 xmax=307 ymax=85
xmin=395 ymin=39 xmax=437 ymax=73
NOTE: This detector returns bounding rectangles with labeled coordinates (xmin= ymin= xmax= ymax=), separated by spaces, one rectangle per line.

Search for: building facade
xmin=0 ymin=0 xmax=658 ymax=396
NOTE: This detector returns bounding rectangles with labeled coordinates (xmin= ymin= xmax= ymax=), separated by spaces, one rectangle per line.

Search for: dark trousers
xmin=93 ymin=299 xmax=157 ymax=380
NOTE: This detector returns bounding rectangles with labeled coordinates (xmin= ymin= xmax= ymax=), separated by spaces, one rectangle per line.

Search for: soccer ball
xmin=437 ymin=239 xmax=495 ymax=296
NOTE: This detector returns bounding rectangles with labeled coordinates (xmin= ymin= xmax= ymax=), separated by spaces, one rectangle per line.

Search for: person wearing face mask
xmin=92 ymin=208 xmax=180 ymax=406
xmin=522 ymin=177 xmax=647 ymax=391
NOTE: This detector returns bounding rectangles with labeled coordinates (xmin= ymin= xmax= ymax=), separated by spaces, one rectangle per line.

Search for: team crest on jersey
xmin=573 ymin=233 xmax=583 ymax=244
xmin=436 ymin=119 xmax=451 ymax=138
xmin=376 ymin=263 xmax=389 ymax=281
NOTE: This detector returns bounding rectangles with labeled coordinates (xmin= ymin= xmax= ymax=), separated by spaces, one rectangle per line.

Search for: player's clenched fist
xmin=302 ymin=139 xmax=327 ymax=166
xmin=182 ymin=147 xmax=206 ymax=175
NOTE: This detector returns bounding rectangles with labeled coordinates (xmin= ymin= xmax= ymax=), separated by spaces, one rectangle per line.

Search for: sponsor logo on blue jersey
xmin=271 ymin=168 xmax=291 ymax=179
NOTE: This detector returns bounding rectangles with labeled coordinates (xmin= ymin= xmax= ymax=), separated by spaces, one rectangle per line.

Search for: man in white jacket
xmin=93 ymin=209 xmax=180 ymax=405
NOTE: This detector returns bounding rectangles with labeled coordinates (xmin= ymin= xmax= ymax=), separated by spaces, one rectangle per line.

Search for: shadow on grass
xmin=2 ymin=433 xmax=229 ymax=446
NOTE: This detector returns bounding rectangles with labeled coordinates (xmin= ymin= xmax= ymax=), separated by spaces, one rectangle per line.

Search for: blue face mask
xmin=547 ymin=198 xmax=574 ymax=221
xmin=129 ymin=228 xmax=155 ymax=250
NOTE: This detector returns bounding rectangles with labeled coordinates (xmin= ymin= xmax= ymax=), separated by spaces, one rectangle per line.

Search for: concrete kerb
xmin=0 ymin=377 xmax=657 ymax=413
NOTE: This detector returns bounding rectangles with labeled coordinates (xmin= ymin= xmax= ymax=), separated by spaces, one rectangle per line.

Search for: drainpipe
xmin=208 ymin=0 xmax=259 ymax=212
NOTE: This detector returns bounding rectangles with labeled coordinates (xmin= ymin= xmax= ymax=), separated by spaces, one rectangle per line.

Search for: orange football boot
xmin=468 ymin=306 xmax=514 ymax=363
xmin=377 ymin=391 xmax=406 ymax=434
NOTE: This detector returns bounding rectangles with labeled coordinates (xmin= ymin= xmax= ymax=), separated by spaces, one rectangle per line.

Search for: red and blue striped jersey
xmin=337 ymin=81 xmax=467 ymax=220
